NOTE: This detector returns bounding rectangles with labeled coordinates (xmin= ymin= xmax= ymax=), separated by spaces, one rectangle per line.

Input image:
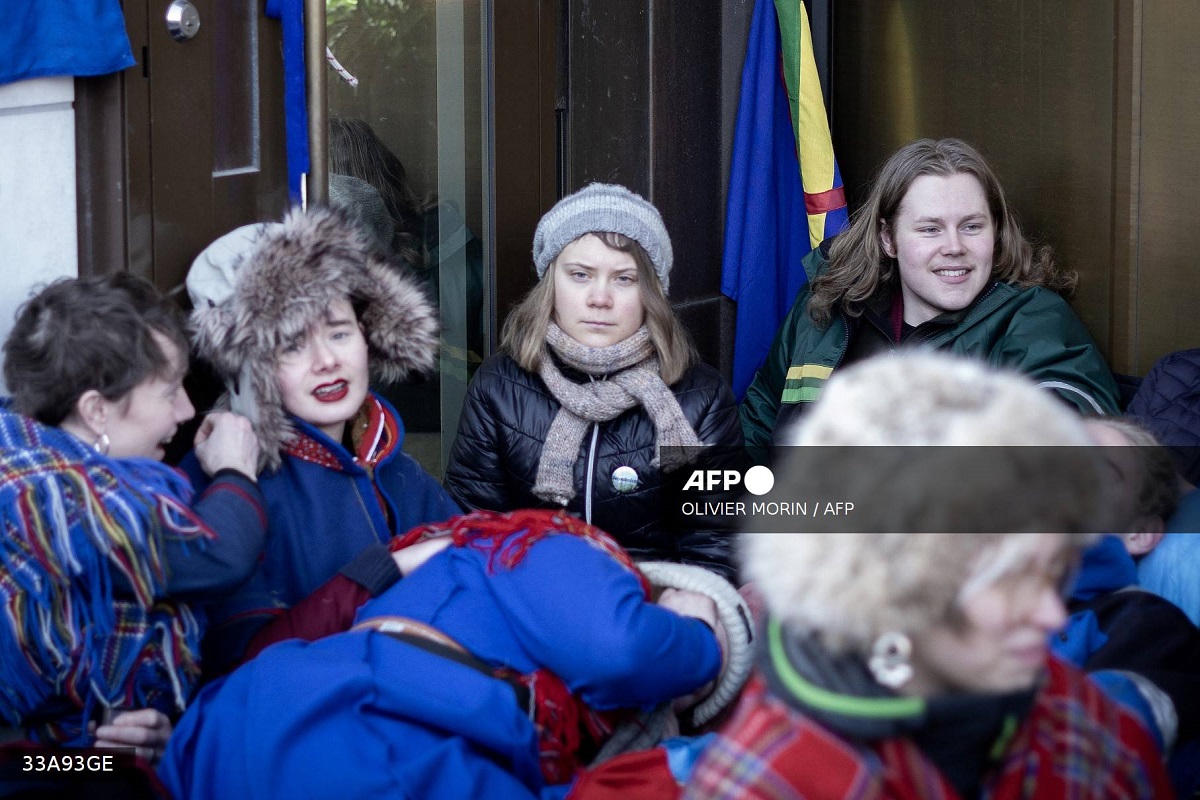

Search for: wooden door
xmin=77 ymin=0 xmax=288 ymax=293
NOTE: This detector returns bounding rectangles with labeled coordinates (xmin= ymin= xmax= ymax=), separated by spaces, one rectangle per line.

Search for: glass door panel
xmin=327 ymin=0 xmax=492 ymax=477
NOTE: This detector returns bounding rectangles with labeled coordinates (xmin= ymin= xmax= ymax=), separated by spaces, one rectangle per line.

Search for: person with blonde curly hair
xmin=688 ymin=353 xmax=1171 ymax=799
xmin=741 ymin=138 xmax=1120 ymax=462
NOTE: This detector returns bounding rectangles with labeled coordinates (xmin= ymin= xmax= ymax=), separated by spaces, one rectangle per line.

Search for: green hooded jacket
xmin=740 ymin=247 xmax=1121 ymax=460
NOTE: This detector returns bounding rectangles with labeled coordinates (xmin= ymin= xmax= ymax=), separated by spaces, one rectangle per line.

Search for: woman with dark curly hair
xmin=0 ymin=274 xmax=265 ymax=760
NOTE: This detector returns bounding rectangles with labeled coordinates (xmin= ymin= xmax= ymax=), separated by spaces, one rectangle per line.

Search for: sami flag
xmin=722 ymin=0 xmax=848 ymax=400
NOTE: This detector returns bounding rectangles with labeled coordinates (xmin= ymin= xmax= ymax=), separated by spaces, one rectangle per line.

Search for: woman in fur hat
xmin=185 ymin=206 xmax=461 ymax=672
xmin=0 ymin=273 xmax=265 ymax=759
xmin=686 ymin=353 xmax=1172 ymax=799
xmin=444 ymin=183 xmax=744 ymax=579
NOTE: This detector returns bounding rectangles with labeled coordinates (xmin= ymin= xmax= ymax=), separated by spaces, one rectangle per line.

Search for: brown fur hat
xmin=189 ymin=205 xmax=438 ymax=469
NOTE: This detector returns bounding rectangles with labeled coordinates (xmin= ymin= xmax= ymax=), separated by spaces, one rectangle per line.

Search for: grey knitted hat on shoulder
xmin=532 ymin=183 xmax=674 ymax=293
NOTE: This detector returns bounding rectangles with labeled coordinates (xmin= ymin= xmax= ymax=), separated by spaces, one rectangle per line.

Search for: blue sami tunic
xmin=159 ymin=529 xmax=721 ymax=799
xmin=181 ymin=391 xmax=460 ymax=669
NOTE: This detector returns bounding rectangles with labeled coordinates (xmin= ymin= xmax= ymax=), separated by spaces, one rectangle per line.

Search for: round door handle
xmin=166 ymin=0 xmax=201 ymax=42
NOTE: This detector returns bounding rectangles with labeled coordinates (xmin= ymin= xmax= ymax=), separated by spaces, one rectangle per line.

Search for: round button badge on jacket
xmin=611 ymin=466 xmax=640 ymax=493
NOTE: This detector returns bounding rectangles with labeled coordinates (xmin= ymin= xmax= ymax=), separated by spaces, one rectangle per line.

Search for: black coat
xmin=445 ymin=353 xmax=745 ymax=579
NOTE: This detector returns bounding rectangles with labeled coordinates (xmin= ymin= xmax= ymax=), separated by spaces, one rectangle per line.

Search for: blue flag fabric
xmin=265 ymin=0 xmax=310 ymax=203
xmin=0 ymin=2 xmax=135 ymax=86
xmin=721 ymin=0 xmax=813 ymax=400
xmin=722 ymin=0 xmax=849 ymax=400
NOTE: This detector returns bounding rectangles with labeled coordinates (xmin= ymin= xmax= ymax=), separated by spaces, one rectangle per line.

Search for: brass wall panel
xmin=493 ymin=0 xmax=558 ymax=324
xmin=562 ymin=1 xmax=730 ymax=367
xmin=831 ymin=1 xmax=1118 ymax=361
xmin=1136 ymin=0 xmax=1200 ymax=370
xmin=567 ymin=0 xmax=653 ymax=192
xmin=1109 ymin=0 xmax=1141 ymax=374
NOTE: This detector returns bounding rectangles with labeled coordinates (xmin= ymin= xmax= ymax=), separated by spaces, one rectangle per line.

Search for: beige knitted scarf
xmin=533 ymin=323 xmax=703 ymax=505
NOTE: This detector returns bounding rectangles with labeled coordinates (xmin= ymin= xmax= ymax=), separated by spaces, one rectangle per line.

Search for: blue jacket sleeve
xmin=488 ymin=535 xmax=722 ymax=710
xmin=178 ymin=450 xmax=210 ymax=491
xmin=163 ymin=469 xmax=268 ymax=598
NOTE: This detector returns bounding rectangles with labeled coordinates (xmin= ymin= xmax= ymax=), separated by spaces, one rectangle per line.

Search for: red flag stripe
xmin=804 ymin=186 xmax=846 ymax=215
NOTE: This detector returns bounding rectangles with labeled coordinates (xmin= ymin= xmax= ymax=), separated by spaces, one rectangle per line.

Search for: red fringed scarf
xmin=388 ymin=508 xmax=653 ymax=599
xmin=387 ymin=509 xmax=648 ymax=782
xmin=283 ymin=396 xmax=400 ymax=523
xmin=283 ymin=395 xmax=399 ymax=474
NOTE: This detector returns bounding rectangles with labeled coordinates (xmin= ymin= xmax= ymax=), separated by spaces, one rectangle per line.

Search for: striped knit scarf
xmin=533 ymin=324 xmax=702 ymax=505
xmin=0 ymin=405 xmax=204 ymax=745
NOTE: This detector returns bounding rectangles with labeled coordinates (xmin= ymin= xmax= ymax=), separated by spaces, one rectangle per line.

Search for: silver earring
xmin=94 ymin=432 xmax=110 ymax=456
xmin=867 ymin=631 xmax=913 ymax=689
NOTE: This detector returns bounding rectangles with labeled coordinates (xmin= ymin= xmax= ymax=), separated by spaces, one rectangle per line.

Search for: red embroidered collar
xmin=282 ymin=394 xmax=399 ymax=472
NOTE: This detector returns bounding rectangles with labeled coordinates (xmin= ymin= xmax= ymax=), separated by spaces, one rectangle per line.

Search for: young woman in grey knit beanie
xmin=444 ymin=183 xmax=745 ymax=579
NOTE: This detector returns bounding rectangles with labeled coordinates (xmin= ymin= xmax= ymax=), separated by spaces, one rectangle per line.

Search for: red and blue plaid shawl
xmin=0 ymin=406 xmax=205 ymax=744
xmin=685 ymin=656 xmax=1172 ymax=799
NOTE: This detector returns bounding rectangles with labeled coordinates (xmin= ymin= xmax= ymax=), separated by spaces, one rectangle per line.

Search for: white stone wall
xmin=0 ymin=77 xmax=78 ymax=395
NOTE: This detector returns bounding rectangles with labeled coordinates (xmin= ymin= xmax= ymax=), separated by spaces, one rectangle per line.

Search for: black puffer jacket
xmin=445 ymin=353 xmax=745 ymax=579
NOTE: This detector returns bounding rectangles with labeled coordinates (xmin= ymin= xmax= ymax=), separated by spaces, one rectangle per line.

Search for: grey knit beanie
xmin=329 ymin=173 xmax=395 ymax=255
xmin=532 ymin=183 xmax=674 ymax=293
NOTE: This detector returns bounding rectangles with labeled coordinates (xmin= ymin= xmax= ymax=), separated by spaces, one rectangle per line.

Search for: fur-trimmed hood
xmin=188 ymin=205 xmax=438 ymax=469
